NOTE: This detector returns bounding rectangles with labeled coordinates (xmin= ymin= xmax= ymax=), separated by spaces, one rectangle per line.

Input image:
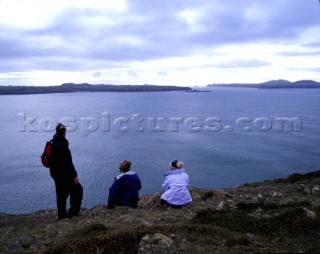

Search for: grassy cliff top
xmin=1 ymin=170 xmax=320 ymax=253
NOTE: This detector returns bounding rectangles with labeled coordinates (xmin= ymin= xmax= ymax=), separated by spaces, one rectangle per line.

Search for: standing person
xmin=50 ymin=123 xmax=83 ymax=219
xmin=160 ymin=160 xmax=192 ymax=207
xmin=108 ymin=160 xmax=142 ymax=209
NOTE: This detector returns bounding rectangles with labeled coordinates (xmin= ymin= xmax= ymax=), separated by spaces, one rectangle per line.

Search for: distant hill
xmin=0 ymin=83 xmax=192 ymax=95
xmin=207 ymin=79 xmax=320 ymax=89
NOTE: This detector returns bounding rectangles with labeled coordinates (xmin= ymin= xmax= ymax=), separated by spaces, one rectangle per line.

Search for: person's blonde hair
xmin=119 ymin=160 xmax=131 ymax=173
xmin=176 ymin=161 xmax=184 ymax=168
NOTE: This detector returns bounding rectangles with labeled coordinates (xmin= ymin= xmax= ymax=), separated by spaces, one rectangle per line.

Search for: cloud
xmin=0 ymin=0 xmax=319 ymax=85
xmin=214 ymin=59 xmax=270 ymax=69
xmin=158 ymin=71 xmax=168 ymax=76
xmin=305 ymin=42 xmax=320 ymax=48
xmin=127 ymin=70 xmax=138 ymax=77
xmin=92 ymin=71 xmax=102 ymax=78
xmin=279 ymin=50 xmax=320 ymax=57
xmin=302 ymin=67 xmax=320 ymax=73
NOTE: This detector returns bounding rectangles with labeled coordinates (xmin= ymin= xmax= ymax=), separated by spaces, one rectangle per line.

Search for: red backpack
xmin=41 ymin=140 xmax=53 ymax=168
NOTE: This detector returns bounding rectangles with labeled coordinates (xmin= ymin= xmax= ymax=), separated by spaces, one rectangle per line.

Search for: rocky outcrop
xmin=138 ymin=233 xmax=175 ymax=254
xmin=0 ymin=170 xmax=320 ymax=253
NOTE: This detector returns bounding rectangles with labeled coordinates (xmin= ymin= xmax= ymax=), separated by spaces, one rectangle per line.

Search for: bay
xmin=0 ymin=88 xmax=319 ymax=214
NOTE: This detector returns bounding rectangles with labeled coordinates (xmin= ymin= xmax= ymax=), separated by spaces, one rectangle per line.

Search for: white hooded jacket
xmin=161 ymin=168 xmax=192 ymax=205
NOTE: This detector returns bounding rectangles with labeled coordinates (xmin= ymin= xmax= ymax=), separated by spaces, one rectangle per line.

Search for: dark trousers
xmin=54 ymin=179 xmax=83 ymax=218
xmin=160 ymin=199 xmax=185 ymax=208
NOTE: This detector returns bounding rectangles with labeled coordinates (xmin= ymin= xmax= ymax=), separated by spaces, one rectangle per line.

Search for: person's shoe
xmin=58 ymin=213 xmax=68 ymax=220
xmin=58 ymin=212 xmax=68 ymax=220
xmin=67 ymin=211 xmax=79 ymax=219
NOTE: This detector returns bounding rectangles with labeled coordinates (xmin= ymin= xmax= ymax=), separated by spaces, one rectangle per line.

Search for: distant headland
xmin=207 ymin=79 xmax=320 ymax=89
xmin=1 ymin=79 xmax=319 ymax=95
xmin=0 ymin=83 xmax=192 ymax=95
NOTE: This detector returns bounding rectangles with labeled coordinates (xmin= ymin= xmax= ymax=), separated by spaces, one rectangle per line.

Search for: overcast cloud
xmin=0 ymin=0 xmax=319 ymax=86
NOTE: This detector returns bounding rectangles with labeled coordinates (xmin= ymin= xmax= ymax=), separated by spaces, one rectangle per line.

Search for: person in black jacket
xmin=108 ymin=160 xmax=141 ymax=209
xmin=50 ymin=123 xmax=83 ymax=219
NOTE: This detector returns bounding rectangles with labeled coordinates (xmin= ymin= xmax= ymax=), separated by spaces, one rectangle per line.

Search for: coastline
xmin=1 ymin=170 xmax=319 ymax=253
xmin=0 ymin=83 xmax=192 ymax=95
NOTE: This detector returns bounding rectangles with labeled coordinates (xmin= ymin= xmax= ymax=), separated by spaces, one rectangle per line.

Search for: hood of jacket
xmin=116 ymin=171 xmax=138 ymax=184
xmin=53 ymin=133 xmax=68 ymax=143
xmin=163 ymin=168 xmax=185 ymax=176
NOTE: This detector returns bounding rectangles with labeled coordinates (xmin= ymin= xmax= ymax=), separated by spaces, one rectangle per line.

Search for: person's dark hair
xmin=170 ymin=160 xmax=178 ymax=168
xmin=119 ymin=160 xmax=131 ymax=173
xmin=56 ymin=123 xmax=66 ymax=135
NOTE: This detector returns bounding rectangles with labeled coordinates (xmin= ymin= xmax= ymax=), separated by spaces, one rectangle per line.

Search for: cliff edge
xmin=1 ymin=171 xmax=320 ymax=253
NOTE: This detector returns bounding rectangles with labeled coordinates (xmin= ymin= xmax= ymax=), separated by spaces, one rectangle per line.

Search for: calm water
xmin=0 ymin=88 xmax=320 ymax=214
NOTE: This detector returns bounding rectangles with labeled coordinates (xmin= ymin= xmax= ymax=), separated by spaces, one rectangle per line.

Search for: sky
xmin=0 ymin=0 xmax=319 ymax=87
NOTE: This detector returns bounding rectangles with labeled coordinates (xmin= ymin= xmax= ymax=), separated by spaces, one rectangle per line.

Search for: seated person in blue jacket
xmin=108 ymin=160 xmax=142 ymax=209
xmin=160 ymin=160 xmax=192 ymax=207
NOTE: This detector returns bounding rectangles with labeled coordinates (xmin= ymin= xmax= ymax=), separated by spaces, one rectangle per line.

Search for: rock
xmin=256 ymin=207 xmax=263 ymax=214
xmin=216 ymin=201 xmax=229 ymax=211
xmin=45 ymin=224 xmax=53 ymax=231
xmin=302 ymin=208 xmax=317 ymax=220
xmin=138 ymin=233 xmax=176 ymax=254
xmin=303 ymin=187 xmax=311 ymax=195
xmin=140 ymin=221 xmax=153 ymax=228
xmin=190 ymin=191 xmax=202 ymax=201
xmin=296 ymin=184 xmax=307 ymax=192
xmin=296 ymin=184 xmax=311 ymax=195
xmin=138 ymin=192 xmax=162 ymax=207
xmin=272 ymin=192 xmax=284 ymax=198
xmin=246 ymin=233 xmax=255 ymax=240
xmin=118 ymin=215 xmax=134 ymax=223
xmin=257 ymin=194 xmax=264 ymax=201
xmin=311 ymin=185 xmax=320 ymax=194
xmin=252 ymin=196 xmax=259 ymax=203
xmin=297 ymin=184 xmax=314 ymax=195
xmin=170 ymin=234 xmax=176 ymax=239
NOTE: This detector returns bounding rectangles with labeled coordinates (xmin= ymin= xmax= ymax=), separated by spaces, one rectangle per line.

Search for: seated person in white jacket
xmin=160 ymin=160 xmax=192 ymax=207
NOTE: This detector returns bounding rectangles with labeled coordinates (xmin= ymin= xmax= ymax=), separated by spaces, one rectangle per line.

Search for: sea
xmin=0 ymin=88 xmax=319 ymax=214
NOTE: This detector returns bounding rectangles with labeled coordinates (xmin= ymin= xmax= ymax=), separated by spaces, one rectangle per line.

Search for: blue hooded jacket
xmin=108 ymin=171 xmax=142 ymax=209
